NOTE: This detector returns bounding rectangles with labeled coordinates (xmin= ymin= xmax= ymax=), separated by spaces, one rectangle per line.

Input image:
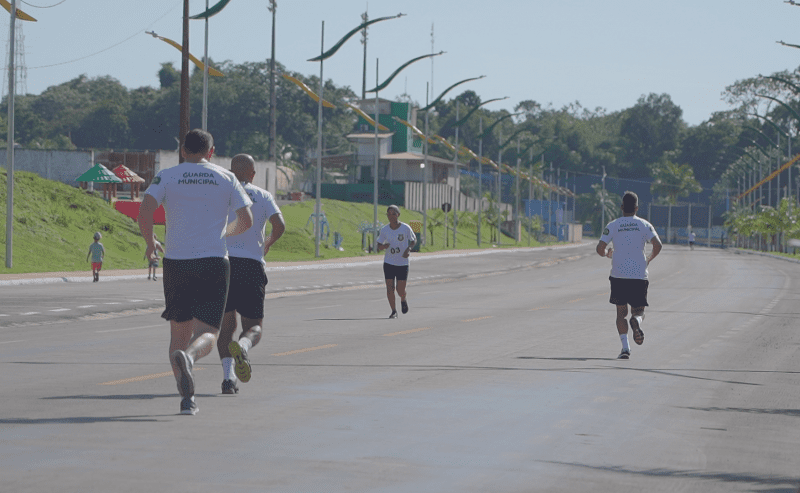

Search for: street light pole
xmin=315 ymin=21 xmax=324 ymax=257
xmin=477 ymin=117 xmax=483 ymax=246
xmin=202 ymin=0 xmax=209 ymax=130
xmin=5 ymin=0 xmax=16 ymax=268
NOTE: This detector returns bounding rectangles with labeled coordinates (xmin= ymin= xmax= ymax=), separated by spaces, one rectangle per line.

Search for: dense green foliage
xmin=5 ymin=58 xmax=800 ymax=206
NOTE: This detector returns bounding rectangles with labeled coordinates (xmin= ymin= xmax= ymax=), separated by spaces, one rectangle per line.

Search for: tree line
xmin=2 ymin=58 xmax=800 ymax=205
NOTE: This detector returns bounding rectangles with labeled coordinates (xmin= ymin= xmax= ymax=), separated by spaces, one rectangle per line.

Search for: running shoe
xmin=630 ymin=317 xmax=644 ymax=345
xmin=221 ymin=379 xmax=239 ymax=395
xmin=617 ymin=349 xmax=630 ymax=360
xmin=180 ymin=396 xmax=198 ymax=415
xmin=389 ymin=311 xmax=398 ymax=319
xmin=173 ymin=350 xmax=195 ymax=398
xmin=228 ymin=340 xmax=251 ymax=383
xmin=401 ymin=300 xmax=409 ymax=314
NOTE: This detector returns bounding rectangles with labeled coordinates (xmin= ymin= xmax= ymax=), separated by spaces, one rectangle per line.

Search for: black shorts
xmin=609 ymin=276 xmax=649 ymax=307
xmin=224 ymin=257 xmax=268 ymax=319
xmin=383 ymin=263 xmax=409 ymax=282
xmin=162 ymin=257 xmax=230 ymax=328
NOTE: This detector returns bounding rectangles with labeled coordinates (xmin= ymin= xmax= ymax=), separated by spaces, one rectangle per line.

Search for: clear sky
xmin=3 ymin=0 xmax=800 ymax=126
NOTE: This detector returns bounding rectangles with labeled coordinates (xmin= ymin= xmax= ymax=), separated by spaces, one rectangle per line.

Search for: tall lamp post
xmin=4 ymin=0 xmax=35 ymax=268
xmin=307 ymin=13 xmax=404 ymax=257
xmin=413 ymin=76 xmax=483 ymax=247
xmin=5 ymin=0 xmax=16 ymax=268
xmin=366 ymin=51 xmax=444 ymax=253
xmin=448 ymin=96 xmax=506 ymax=247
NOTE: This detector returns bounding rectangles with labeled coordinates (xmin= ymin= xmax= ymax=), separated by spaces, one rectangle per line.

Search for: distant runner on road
xmin=377 ymin=205 xmax=416 ymax=319
xmin=596 ymin=191 xmax=662 ymax=360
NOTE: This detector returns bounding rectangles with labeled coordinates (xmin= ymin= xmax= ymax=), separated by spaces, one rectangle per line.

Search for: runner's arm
xmin=263 ymin=213 xmax=286 ymax=256
xmin=648 ymin=236 xmax=663 ymax=264
xmin=137 ymin=195 xmax=159 ymax=261
xmin=596 ymin=240 xmax=612 ymax=258
xmin=226 ymin=206 xmax=254 ymax=237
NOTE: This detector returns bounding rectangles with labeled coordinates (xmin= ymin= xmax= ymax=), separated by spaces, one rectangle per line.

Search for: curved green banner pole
xmin=190 ymin=0 xmax=232 ymax=19
xmin=478 ymin=112 xmax=520 ymax=140
xmin=755 ymin=94 xmax=800 ymax=126
xmin=308 ymin=13 xmax=405 ymax=62
xmin=761 ymin=75 xmax=800 ymax=96
xmin=367 ymin=51 xmax=444 ymax=93
xmin=746 ymin=113 xmax=788 ymax=139
xmin=420 ymin=76 xmax=485 ymax=112
xmin=451 ymin=96 xmax=507 ymax=128
xmin=500 ymin=128 xmax=529 ymax=149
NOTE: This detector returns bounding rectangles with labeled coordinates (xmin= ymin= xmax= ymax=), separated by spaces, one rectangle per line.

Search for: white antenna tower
xmin=3 ymin=18 xmax=27 ymax=96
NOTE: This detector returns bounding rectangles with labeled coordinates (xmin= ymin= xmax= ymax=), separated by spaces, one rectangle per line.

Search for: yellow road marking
xmin=98 ymin=367 xmax=204 ymax=386
xmin=528 ymin=306 xmax=550 ymax=311
xmin=271 ymin=344 xmax=337 ymax=356
xmin=462 ymin=316 xmax=493 ymax=322
xmin=384 ymin=327 xmax=431 ymax=337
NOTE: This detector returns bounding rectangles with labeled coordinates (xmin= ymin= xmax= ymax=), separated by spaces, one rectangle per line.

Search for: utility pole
xmin=269 ymin=0 xmax=277 ymax=161
xmin=179 ymin=0 xmax=190 ymax=162
xmin=360 ymin=10 xmax=368 ymax=101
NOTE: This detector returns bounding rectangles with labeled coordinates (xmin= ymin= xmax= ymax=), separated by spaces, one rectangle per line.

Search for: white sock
xmin=633 ymin=315 xmax=643 ymax=327
xmin=239 ymin=337 xmax=253 ymax=353
xmin=620 ymin=333 xmax=630 ymax=351
xmin=221 ymin=357 xmax=236 ymax=380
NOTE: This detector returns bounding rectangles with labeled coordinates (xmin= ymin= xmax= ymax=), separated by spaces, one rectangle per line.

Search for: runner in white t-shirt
xmin=138 ymin=129 xmax=253 ymax=415
xmin=377 ymin=205 xmax=416 ymax=318
xmin=217 ymin=154 xmax=285 ymax=395
xmin=688 ymin=231 xmax=696 ymax=250
xmin=596 ymin=191 xmax=662 ymax=360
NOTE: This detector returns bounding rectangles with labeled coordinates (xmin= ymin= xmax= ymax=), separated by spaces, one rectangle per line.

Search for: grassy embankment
xmin=0 ymin=168 xmax=550 ymax=274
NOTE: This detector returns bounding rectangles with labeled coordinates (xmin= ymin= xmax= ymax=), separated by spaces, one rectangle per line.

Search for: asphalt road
xmin=1 ymin=244 xmax=799 ymax=493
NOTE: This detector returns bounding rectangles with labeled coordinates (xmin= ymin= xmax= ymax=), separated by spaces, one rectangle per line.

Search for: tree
xmin=576 ymin=183 xmax=620 ymax=235
xmin=650 ymin=159 xmax=702 ymax=205
xmin=620 ymin=93 xmax=685 ymax=177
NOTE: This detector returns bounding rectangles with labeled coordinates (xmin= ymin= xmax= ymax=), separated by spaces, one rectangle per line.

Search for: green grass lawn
xmin=0 ymin=168 xmax=551 ymax=273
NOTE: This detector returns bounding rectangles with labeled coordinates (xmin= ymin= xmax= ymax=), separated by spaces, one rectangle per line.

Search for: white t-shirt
xmin=227 ymin=182 xmax=281 ymax=266
xmin=377 ymin=222 xmax=416 ymax=267
xmin=600 ymin=215 xmax=659 ymax=280
xmin=145 ymin=161 xmax=252 ymax=260
xmin=689 ymin=232 xmax=696 ymax=242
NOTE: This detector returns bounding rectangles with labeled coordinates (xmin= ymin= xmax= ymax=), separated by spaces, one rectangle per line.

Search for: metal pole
xmin=314 ymin=21 xmax=324 ymax=257
xmin=372 ymin=58 xmax=379 ymax=254
xmin=601 ymin=165 xmax=606 ymax=234
xmin=422 ymin=83 xmax=429 ymax=247
xmin=269 ymin=0 xmax=277 ymax=161
xmin=515 ymin=137 xmax=520 ymax=242
xmin=202 ymin=0 xmax=209 ymax=130
xmin=497 ymin=129 xmax=502 ymax=245
xmin=179 ymin=0 xmax=190 ymax=162
xmin=452 ymin=100 xmax=459 ymax=249
xmin=361 ymin=11 xmax=367 ymax=101
xmin=5 ymin=0 xmax=16 ymax=268
xmin=477 ymin=117 xmax=482 ymax=247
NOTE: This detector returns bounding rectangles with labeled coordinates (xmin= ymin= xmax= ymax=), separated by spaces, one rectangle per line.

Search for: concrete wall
xmin=0 ymin=149 xmax=94 ymax=187
xmin=155 ymin=151 xmax=277 ymax=197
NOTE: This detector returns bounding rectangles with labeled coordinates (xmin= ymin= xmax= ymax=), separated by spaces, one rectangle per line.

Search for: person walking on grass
xmin=377 ymin=205 xmax=416 ymax=319
xmin=217 ymin=154 xmax=285 ymax=395
xmin=87 ymin=232 xmax=105 ymax=282
xmin=596 ymin=191 xmax=662 ymax=360
xmin=138 ymin=129 xmax=253 ymax=415
xmin=146 ymin=235 xmax=165 ymax=281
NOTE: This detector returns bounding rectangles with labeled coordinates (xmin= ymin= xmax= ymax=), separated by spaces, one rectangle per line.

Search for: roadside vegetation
xmin=0 ymin=169 xmax=552 ymax=274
